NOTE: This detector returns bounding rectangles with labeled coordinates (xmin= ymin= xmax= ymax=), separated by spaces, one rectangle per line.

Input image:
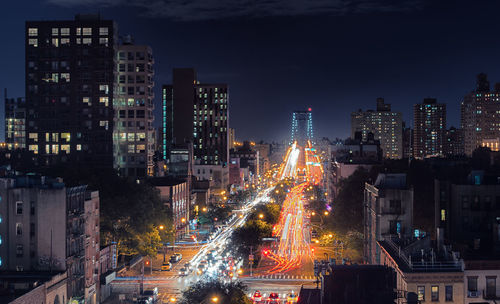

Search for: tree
xmin=328 ymin=167 xmax=377 ymax=234
xmin=180 ymin=280 xmax=252 ymax=304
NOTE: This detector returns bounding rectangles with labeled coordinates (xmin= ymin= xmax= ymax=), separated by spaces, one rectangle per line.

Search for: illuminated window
xmin=82 ymin=27 xmax=92 ymax=35
xmin=51 ymin=38 xmax=59 ymax=47
xmin=99 ymin=27 xmax=108 ymax=35
xmin=76 ymin=144 xmax=82 ymax=151
xmin=29 ymin=133 xmax=38 ymax=142
xmin=99 ymin=38 xmax=108 ymax=46
xmin=83 ymin=97 xmax=91 ymax=105
xmin=417 ymin=286 xmax=425 ymax=301
xmin=61 ymin=133 xmax=71 ymax=142
xmin=61 ymin=144 xmax=70 ymax=154
xmin=119 ymin=133 xmax=126 ymax=141
xmin=28 ymin=39 xmax=38 ymax=47
xmin=61 ymin=38 xmax=70 ymax=46
xmin=99 ymin=85 xmax=109 ymax=94
xmin=52 ymin=133 xmax=59 ymax=142
xmin=51 ymin=28 xmax=59 ymax=35
xmin=28 ymin=28 xmax=38 ymax=36
xmin=45 ymin=133 xmax=50 ymax=142
xmin=128 ymin=133 xmax=135 ymax=141
xmin=82 ymin=38 xmax=92 ymax=45
xmin=128 ymin=145 xmax=135 ymax=153
xmin=60 ymin=73 xmax=70 ymax=82
xmin=137 ymin=145 xmax=146 ymax=152
xmin=431 ymin=286 xmax=439 ymax=301
xmin=28 ymin=144 xmax=38 ymax=154
xmin=45 ymin=145 xmax=50 ymax=154
xmin=61 ymin=28 xmax=70 ymax=36
xmin=441 ymin=209 xmax=446 ymax=221
xmin=137 ymin=133 xmax=146 ymax=141
xmin=99 ymin=97 xmax=109 ymax=106
xmin=99 ymin=121 xmax=109 ymax=130
xmin=52 ymin=144 xmax=59 ymax=154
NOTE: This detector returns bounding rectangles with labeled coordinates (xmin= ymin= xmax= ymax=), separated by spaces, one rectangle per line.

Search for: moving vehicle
xmin=142 ymin=288 xmax=158 ymax=303
xmin=178 ymin=267 xmax=188 ymax=276
xmin=170 ymin=253 xmax=182 ymax=263
xmin=267 ymin=292 xmax=281 ymax=304
xmin=252 ymin=290 xmax=263 ymax=303
xmin=161 ymin=262 xmax=172 ymax=271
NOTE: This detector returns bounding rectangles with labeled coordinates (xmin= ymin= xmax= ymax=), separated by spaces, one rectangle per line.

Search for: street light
xmin=159 ymin=225 xmax=164 ymax=230
xmin=259 ymin=213 xmax=264 ymax=219
xmin=324 ymin=211 xmax=329 ymax=216
xmin=169 ymin=297 xmax=177 ymax=302
xmin=181 ymin=218 xmax=186 ymax=223
xmin=211 ymin=296 xmax=219 ymax=303
xmin=311 ymin=211 xmax=316 ymax=216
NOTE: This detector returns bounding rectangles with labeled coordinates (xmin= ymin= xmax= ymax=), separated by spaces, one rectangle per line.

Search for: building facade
xmin=444 ymin=127 xmax=464 ymax=156
xmin=4 ymin=94 xmax=26 ymax=150
xmin=364 ymin=173 xmax=414 ymax=265
xmin=25 ymin=15 xmax=117 ymax=168
xmin=113 ymin=40 xmax=155 ymax=177
xmin=351 ymin=98 xmax=403 ymax=159
xmin=413 ymin=98 xmax=446 ymax=159
xmin=0 ymin=176 xmax=67 ymax=272
xmin=461 ymin=74 xmax=500 ymax=156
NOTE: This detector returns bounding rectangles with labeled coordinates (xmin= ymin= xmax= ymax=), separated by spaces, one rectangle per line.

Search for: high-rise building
xmin=25 ymin=15 xmax=117 ymax=168
xmin=4 ymin=92 xmax=26 ymax=150
xmin=113 ymin=38 xmax=155 ymax=177
xmin=351 ymin=98 xmax=403 ymax=159
xmin=412 ymin=98 xmax=446 ymax=158
xmin=291 ymin=109 xmax=313 ymax=146
xmin=162 ymin=69 xmax=229 ymax=166
xmin=461 ymin=73 xmax=500 ymax=156
xmin=162 ymin=68 xmax=196 ymax=159
xmin=444 ymin=127 xmax=464 ymax=156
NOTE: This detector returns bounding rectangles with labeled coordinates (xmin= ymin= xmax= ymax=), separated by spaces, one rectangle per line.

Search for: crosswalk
xmin=243 ymin=274 xmax=316 ymax=280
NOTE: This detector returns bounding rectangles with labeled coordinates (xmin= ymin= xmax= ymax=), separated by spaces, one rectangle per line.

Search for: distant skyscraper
xmin=351 ymin=98 xmax=403 ymax=159
xmin=162 ymin=69 xmax=229 ymax=166
xmin=444 ymin=127 xmax=464 ymax=156
xmin=25 ymin=15 xmax=117 ymax=168
xmin=461 ymin=73 xmax=500 ymax=156
xmin=291 ymin=109 xmax=313 ymax=146
xmin=113 ymin=38 xmax=155 ymax=177
xmin=4 ymin=91 xmax=26 ymax=150
xmin=413 ymin=98 xmax=446 ymax=158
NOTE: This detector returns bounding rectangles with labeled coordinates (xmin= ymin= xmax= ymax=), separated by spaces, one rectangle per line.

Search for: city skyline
xmin=1 ymin=1 xmax=500 ymax=142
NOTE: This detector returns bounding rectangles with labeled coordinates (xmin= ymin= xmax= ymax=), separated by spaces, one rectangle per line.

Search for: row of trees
xmin=230 ymin=202 xmax=281 ymax=264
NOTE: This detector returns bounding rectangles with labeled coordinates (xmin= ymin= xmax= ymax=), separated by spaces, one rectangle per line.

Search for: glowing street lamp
xmin=202 ymin=207 xmax=207 ymax=212
xmin=328 ymin=234 xmax=333 ymax=238
xmin=169 ymin=297 xmax=177 ymax=302
xmin=311 ymin=211 xmax=316 ymax=216
xmin=181 ymin=218 xmax=186 ymax=223
xmin=259 ymin=213 xmax=264 ymax=219
xmin=324 ymin=211 xmax=329 ymax=216
xmin=159 ymin=225 xmax=165 ymax=230
xmin=211 ymin=297 xmax=219 ymax=303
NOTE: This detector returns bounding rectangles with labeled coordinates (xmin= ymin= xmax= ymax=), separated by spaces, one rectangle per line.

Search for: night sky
xmin=1 ymin=0 xmax=500 ymax=142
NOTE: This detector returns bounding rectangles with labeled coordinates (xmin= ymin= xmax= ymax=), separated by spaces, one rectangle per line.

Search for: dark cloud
xmin=47 ymin=0 xmax=424 ymax=21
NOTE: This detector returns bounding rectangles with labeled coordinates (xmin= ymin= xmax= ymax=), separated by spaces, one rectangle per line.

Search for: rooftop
xmin=374 ymin=173 xmax=407 ymax=189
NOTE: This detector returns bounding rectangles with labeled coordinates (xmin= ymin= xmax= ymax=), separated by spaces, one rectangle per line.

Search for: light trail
xmin=265 ymin=140 xmax=324 ymax=274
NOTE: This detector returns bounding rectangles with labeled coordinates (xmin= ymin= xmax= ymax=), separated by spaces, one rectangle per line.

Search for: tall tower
xmin=291 ymin=108 xmax=313 ymax=146
xmin=461 ymin=73 xmax=500 ymax=156
xmin=113 ymin=38 xmax=155 ymax=177
xmin=351 ymin=98 xmax=403 ymax=159
xmin=413 ymin=98 xmax=446 ymax=158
